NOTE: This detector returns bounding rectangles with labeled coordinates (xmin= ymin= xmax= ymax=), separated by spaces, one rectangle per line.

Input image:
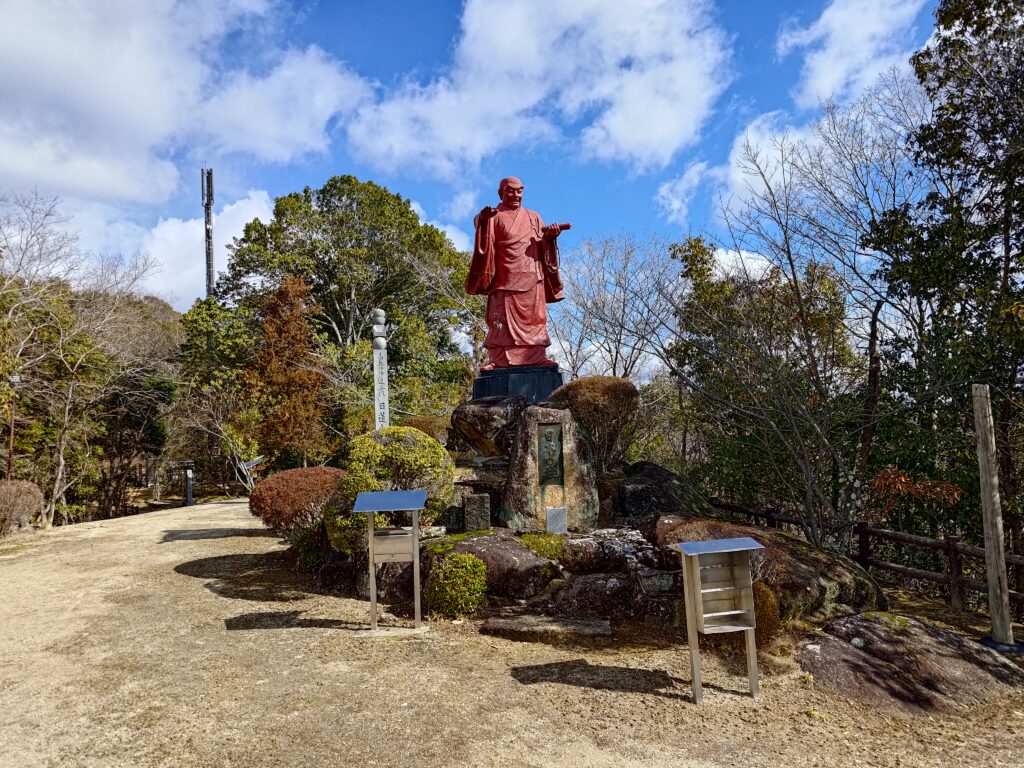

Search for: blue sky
xmin=0 ymin=0 xmax=936 ymax=310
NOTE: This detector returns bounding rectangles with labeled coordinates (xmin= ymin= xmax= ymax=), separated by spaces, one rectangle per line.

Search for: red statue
xmin=465 ymin=177 xmax=570 ymax=370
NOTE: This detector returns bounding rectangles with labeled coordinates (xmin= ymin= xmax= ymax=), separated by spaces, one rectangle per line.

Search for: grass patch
xmin=422 ymin=529 xmax=493 ymax=556
xmin=863 ymin=611 xmax=910 ymax=632
xmin=520 ymin=532 xmax=564 ymax=561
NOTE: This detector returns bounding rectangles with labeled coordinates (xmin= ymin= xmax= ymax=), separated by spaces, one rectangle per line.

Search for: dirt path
xmin=1 ymin=502 xmax=1022 ymax=768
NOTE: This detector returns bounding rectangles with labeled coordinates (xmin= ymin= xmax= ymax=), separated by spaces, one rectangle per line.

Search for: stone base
xmin=472 ymin=365 xmax=564 ymax=404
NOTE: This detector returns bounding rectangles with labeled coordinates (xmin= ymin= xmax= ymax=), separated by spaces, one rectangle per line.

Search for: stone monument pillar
xmin=372 ymin=308 xmax=389 ymax=429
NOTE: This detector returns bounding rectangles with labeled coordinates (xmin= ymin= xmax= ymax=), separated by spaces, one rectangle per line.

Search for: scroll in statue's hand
xmin=542 ymin=223 xmax=572 ymax=238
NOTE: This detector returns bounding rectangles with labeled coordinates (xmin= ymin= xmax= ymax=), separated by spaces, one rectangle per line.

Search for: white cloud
xmin=655 ymin=161 xmax=709 ymax=224
xmin=0 ymin=1 xmax=372 ymax=203
xmin=777 ymin=0 xmax=928 ymax=109
xmin=141 ymin=190 xmax=273 ymax=309
xmin=348 ymin=0 xmax=731 ymax=178
xmin=444 ymin=190 xmax=479 ymax=221
xmin=410 ymin=201 xmax=471 ymax=253
xmin=0 ymin=1 xmax=271 ymax=202
xmin=202 ymin=47 xmax=371 ymax=162
xmin=715 ymin=248 xmax=773 ymax=280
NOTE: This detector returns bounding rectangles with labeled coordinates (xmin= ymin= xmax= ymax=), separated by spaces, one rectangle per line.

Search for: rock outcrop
xmin=798 ymin=613 xmax=1024 ymax=714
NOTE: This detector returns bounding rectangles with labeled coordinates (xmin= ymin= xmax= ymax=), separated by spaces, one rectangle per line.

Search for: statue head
xmin=498 ymin=176 xmax=524 ymax=210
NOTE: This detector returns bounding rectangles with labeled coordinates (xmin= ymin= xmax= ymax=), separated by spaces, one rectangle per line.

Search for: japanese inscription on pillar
xmin=372 ymin=308 xmax=390 ymax=430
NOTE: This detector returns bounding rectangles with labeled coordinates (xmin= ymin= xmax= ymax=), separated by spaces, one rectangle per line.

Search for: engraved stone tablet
xmin=546 ymin=506 xmax=568 ymax=534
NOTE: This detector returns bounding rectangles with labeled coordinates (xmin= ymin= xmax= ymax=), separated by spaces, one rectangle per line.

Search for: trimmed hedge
xmin=398 ymin=415 xmax=450 ymax=445
xmin=249 ymin=467 xmax=346 ymax=541
xmin=0 ymin=480 xmax=43 ymax=535
xmin=339 ymin=426 xmax=454 ymax=525
xmin=549 ymin=376 xmax=639 ymax=476
xmin=425 ymin=552 xmax=487 ymax=618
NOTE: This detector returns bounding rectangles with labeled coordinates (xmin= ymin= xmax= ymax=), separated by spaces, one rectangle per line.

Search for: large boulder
xmin=451 ymin=396 xmax=527 ymax=456
xmin=617 ymin=462 xmax=713 ymax=519
xmin=560 ymin=528 xmax=660 ymax=574
xmin=550 ymin=573 xmax=634 ymax=620
xmin=424 ymin=529 xmax=559 ymax=599
xmin=798 ymin=613 xmax=1024 ymax=714
xmin=500 ymin=404 xmax=599 ymax=532
xmin=650 ymin=517 xmax=885 ymax=620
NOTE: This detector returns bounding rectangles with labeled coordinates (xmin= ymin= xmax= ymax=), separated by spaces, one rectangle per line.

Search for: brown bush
xmin=399 ymin=415 xmax=450 ymax=445
xmin=248 ymin=467 xmax=346 ymax=541
xmin=550 ymin=376 xmax=639 ymax=477
xmin=751 ymin=581 xmax=781 ymax=648
xmin=704 ymin=581 xmax=782 ymax=655
xmin=0 ymin=480 xmax=43 ymax=535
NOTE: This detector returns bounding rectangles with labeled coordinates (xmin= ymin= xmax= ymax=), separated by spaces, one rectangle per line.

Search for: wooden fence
xmin=854 ymin=523 xmax=1024 ymax=610
xmin=708 ymin=498 xmax=807 ymax=533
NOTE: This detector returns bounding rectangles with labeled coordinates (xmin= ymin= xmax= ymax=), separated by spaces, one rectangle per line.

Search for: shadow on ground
xmin=162 ymin=528 xmax=278 ymax=543
xmin=510 ymin=659 xmax=699 ymax=701
xmin=174 ymin=551 xmax=314 ymax=602
xmin=225 ymin=610 xmax=363 ymax=631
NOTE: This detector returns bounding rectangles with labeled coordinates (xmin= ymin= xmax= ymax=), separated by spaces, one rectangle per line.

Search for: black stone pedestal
xmin=472 ymin=365 xmax=564 ymax=404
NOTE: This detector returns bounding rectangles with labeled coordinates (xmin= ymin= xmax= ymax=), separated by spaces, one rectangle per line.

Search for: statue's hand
xmin=478 ymin=206 xmax=498 ymax=221
xmin=542 ymin=223 xmax=570 ymax=238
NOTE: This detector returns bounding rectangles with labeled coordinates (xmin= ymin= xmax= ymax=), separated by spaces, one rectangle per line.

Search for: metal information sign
xmin=356 ymin=489 xmax=427 ymax=631
xmin=675 ymin=537 xmax=763 ymax=704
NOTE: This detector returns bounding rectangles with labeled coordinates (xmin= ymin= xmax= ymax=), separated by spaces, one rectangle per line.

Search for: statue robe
xmin=465 ymin=203 xmax=564 ymax=367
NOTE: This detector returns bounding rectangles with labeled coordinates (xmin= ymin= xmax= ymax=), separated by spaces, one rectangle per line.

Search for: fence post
xmin=972 ymin=383 xmax=1015 ymax=645
xmin=855 ymin=522 xmax=870 ymax=567
xmin=945 ymin=534 xmax=965 ymax=614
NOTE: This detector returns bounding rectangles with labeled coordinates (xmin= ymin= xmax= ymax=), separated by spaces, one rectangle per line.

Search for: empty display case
xmin=675 ymin=537 xmax=764 ymax=704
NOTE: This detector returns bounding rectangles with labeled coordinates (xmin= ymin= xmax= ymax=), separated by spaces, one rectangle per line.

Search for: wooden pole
xmin=972 ymin=384 xmax=1015 ymax=644
xmin=944 ymin=534 xmax=965 ymax=615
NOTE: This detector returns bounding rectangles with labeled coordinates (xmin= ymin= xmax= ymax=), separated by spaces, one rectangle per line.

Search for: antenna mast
xmin=201 ymin=168 xmax=215 ymax=298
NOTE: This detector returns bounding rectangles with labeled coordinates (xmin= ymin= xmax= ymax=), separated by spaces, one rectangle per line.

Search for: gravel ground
xmin=1 ymin=501 xmax=1022 ymax=768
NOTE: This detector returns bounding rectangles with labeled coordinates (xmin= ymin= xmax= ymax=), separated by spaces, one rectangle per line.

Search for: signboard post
xmin=676 ymin=537 xmax=764 ymax=704
xmin=372 ymin=308 xmax=390 ymax=430
xmin=355 ymin=489 xmax=427 ymax=633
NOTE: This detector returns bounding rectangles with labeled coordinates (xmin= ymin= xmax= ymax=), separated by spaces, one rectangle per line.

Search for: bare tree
xmin=550 ymin=234 xmax=674 ymax=381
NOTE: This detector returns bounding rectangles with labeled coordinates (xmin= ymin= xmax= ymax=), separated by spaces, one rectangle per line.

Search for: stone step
xmin=480 ymin=614 xmax=612 ymax=645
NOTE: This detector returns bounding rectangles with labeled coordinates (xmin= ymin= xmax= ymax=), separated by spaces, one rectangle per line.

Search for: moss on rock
xmin=520 ymin=532 xmax=565 ymax=562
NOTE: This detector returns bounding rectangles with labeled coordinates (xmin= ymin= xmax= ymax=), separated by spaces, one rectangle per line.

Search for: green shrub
xmin=0 ymin=480 xmax=43 ymax=535
xmin=425 ymin=552 xmax=487 ymax=619
xmin=520 ymin=532 xmax=564 ymax=561
xmin=293 ymin=525 xmax=322 ymax=571
xmin=549 ymin=376 xmax=639 ymax=477
xmin=340 ymin=426 xmax=454 ymax=525
xmin=323 ymin=510 xmax=389 ymax=554
xmin=399 ymin=415 xmax=450 ymax=445
xmin=248 ymin=467 xmax=346 ymax=541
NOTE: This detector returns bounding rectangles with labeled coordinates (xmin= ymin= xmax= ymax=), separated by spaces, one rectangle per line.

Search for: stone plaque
xmin=546 ymin=506 xmax=568 ymax=534
xmin=537 ymin=423 xmax=563 ymax=486
xmin=464 ymin=493 xmax=491 ymax=531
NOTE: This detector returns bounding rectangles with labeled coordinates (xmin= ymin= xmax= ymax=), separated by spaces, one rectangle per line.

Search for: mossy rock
xmin=425 ymin=528 xmax=559 ymax=598
xmin=653 ymin=517 xmax=885 ymax=621
xmin=520 ymin=532 xmax=565 ymax=561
